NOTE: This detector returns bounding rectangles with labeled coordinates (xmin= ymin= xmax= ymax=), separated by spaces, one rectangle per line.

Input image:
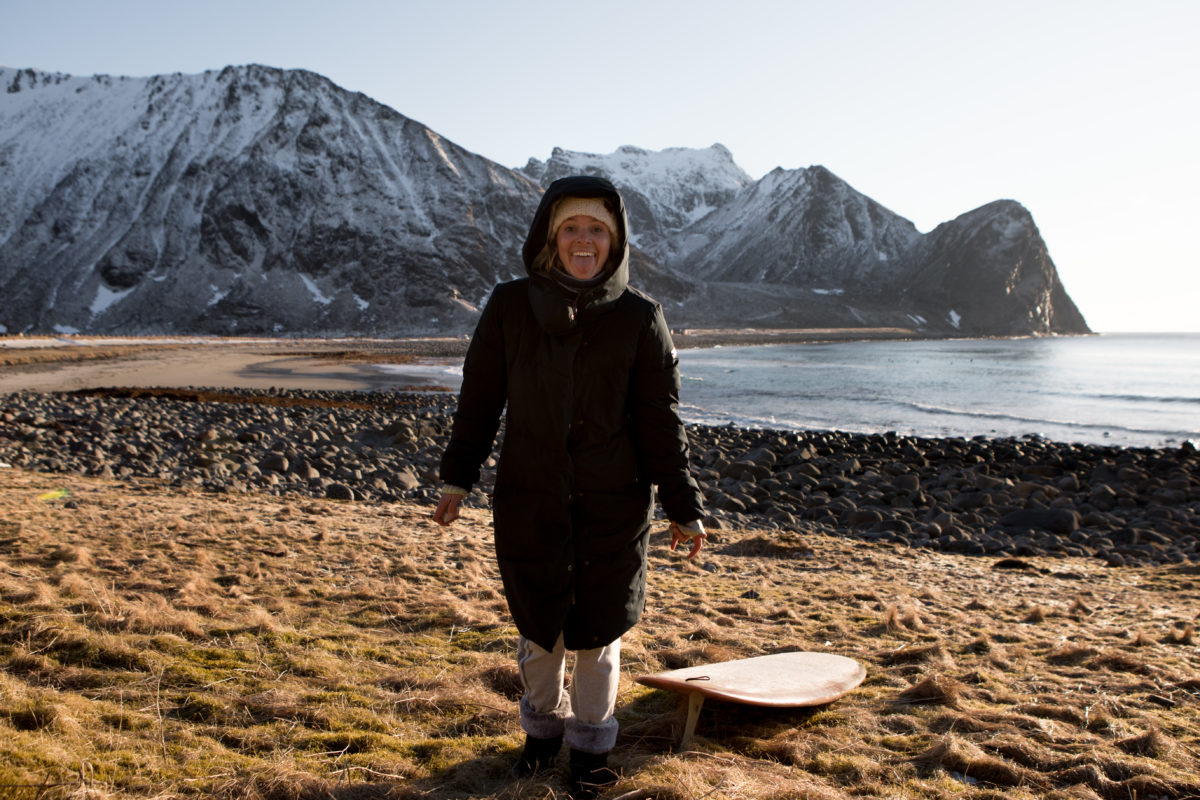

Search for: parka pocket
xmin=572 ymin=485 xmax=653 ymax=558
xmin=492 ymin=487 xmax=571 ymax=563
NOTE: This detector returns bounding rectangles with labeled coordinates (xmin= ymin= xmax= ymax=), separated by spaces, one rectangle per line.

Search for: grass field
xmin=1 ymin=467 xmax=1198 ymax=799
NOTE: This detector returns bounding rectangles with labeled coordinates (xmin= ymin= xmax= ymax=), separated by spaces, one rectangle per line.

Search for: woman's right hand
xmin=432 ymin=491 xmax=464 ymax=526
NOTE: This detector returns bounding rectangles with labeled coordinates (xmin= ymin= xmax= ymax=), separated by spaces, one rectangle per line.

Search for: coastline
xmin=1 ymin=332 xmax=1193 ymax=447
xmin=0 ymin=329 xmax=926 ymax=394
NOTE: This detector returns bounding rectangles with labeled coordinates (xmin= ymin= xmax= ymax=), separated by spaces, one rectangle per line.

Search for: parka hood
xmin=522 ymin=175 xmax=630 ymax=275
xmin=522 ymin=176 xmax=632 ymax=335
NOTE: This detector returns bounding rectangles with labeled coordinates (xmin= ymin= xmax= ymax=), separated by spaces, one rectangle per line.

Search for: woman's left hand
xmin=432 ymin=491 xmax=464 ymax=526
xmin=669 ymin=520 xmax=707 ymax=561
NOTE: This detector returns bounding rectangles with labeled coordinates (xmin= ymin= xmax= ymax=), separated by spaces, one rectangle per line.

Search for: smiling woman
xmin=432 ymin=175 xmax=707 ymax=796
xmin=550 ymin=197 xmax=616 ymax=281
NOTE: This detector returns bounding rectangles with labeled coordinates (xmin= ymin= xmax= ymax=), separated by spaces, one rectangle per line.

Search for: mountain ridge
xmin=0 ymin=64 xmax=1089 ymax=337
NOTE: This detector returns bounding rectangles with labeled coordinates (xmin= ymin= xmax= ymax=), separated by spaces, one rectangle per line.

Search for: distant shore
xmin=674 ymin=326 xmax=922 ymax=348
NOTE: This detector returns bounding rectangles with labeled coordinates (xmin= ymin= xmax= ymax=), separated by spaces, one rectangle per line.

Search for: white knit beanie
xmin=549 ymin=197 xmax=619 ymax=240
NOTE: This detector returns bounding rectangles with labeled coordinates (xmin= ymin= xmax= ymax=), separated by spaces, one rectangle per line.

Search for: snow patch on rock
xmin=89 ymin=284 xmax=135 ymax=316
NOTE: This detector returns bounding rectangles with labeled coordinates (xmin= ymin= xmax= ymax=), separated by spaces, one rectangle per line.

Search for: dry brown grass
xmin=1 ymin=467 xmax=1198 ymax=799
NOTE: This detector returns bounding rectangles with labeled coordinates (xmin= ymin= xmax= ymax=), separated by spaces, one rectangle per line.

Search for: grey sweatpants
xmin=516 ymin=633 xmax=620 ymax=754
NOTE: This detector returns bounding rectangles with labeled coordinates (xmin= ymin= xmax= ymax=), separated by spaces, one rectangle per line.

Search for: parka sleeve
xmin=438 ymin=290 xmax=507 ymax=491
xmin=629 ymin=305 xmax=705 ymax=524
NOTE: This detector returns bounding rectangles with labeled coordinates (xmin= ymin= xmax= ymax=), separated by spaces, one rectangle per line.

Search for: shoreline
xmin=0 ymin=328 xmax=1082 ymax=394
xmin=2 ymin=332 xmax=1194 ymax=451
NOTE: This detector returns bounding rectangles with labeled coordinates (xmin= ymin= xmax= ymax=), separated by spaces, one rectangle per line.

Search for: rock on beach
xmin=1 ymin=387 xmax=1196 ymax=567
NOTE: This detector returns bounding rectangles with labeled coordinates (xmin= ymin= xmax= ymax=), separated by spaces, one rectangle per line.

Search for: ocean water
xmin=675 ymin=333 xmax=1200 ymax=448
xmin=388 ymin=333 xmax=1199 ymax=448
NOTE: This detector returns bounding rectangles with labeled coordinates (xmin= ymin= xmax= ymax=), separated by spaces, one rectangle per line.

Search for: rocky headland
xmin=2 ymin=386 xmax=1195 ymax=568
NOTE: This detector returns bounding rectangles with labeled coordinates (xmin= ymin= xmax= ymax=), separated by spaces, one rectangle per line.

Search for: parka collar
xmin=523 ymin=176 xmax=631 ymax=335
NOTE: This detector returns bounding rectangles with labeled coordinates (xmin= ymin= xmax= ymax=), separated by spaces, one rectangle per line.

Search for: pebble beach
xmin=2 ymin=373 xmax=1196 ymax=568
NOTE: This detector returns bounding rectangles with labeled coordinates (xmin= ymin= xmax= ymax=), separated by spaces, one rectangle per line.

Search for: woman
xmin=433 ymin=175 xmax=705 ymax=797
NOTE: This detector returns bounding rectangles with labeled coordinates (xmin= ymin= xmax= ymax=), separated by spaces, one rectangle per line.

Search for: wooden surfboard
xmin=637 ymin=652 xmax=866 ymax=748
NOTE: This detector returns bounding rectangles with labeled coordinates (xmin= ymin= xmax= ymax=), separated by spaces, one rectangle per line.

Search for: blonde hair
xmin=530 ymin=241 xmax=559 ymax=275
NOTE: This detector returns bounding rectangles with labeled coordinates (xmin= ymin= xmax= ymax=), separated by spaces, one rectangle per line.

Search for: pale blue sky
xmin=3 ymin=0 xmax=1197 ymax=331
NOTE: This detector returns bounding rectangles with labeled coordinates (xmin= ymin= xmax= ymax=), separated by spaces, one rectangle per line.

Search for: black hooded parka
xmin=438 ymin=176 xmax=705 ymax=653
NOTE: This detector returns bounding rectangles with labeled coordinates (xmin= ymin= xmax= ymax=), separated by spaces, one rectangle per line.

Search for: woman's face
xmin=555 ymin=215 xmax=612 ymax=281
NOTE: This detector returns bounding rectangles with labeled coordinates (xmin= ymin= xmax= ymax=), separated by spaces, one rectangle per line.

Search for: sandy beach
xmin=0 ymin=337 xmax=469 ymax=394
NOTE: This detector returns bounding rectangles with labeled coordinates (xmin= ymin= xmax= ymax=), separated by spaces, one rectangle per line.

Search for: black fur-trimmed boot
xmin=568 ymin=748 xmax=618 ymax=798
xmin=510 ymin=733 xmax=563 ymax=778
xmin=513 ymin=693 xmax=569 ymax=778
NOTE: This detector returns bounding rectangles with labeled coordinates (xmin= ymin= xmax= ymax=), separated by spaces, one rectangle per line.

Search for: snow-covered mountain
xmin=1 ymin=65 xmax=540 ymax=335
xmin=519 ymin=144 xmax=752 ymax=260
xmin=525 ymin=153 xmax=1087 ymax=335
xmin=0 ymin=65 xmax=1089 ymax=337
xmin=673 ymin=165 xmax=921 ymax=285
